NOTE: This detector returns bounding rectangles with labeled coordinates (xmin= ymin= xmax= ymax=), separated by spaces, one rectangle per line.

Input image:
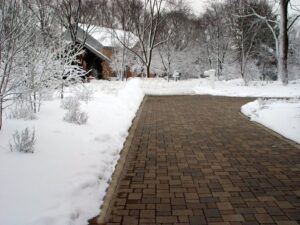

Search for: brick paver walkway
xmin=104 ymin=96 xmax=300 ymax=225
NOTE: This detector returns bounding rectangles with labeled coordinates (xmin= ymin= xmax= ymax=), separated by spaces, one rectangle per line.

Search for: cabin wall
xmin=100 ymin=48 xmax=113 ymax=79
xmin=101 ymin=47 xmax=113 ymax=58
xmin=101 ymin=61 xmax=112 ymax=79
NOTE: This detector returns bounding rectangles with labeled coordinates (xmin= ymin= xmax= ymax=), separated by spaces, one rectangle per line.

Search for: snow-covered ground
xmin=0 ymin=79 xmax=143 ymax=225
xmin=195 ymin=79 xmax=300 ymax=97
xmin=0 ymin=78 xmax=300 ymax=225
xmin=142 ymin=78 xmax=300 ymax=97
xmin=141 ymin=78 xmax=198 ymax=95
xmin=242 ymin=99 xmax=300 ymax=144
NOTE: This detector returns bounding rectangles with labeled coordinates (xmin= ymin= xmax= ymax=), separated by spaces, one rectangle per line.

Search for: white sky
xmin=186 ymin=0 xmax=300 ymax=15
xmin=185 ymin=0 xmax=208 ymax=15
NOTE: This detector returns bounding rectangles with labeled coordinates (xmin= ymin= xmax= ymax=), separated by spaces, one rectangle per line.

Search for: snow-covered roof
xmin=63 ymin=27 xmax=111 ymax=62
xmin=80 ymin=24 xmax=139 ymax=49
xmin=83 ymin=40 xmax=111 ymax=62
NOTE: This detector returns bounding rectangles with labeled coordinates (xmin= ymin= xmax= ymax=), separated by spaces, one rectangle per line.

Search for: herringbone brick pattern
xmin=105 ymin=96 xmax=300 ymax=225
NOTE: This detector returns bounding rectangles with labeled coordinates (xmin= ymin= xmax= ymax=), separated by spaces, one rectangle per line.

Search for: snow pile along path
xmin=0 ymin=79 xmax=144 ymax=225
xmin=195 ymin=79 xmax=300 ymax=97
xmin=242 ymin=98 xmax=300 ymax=144
xmin=141 ymin=78 xmax=198 ymax=95
xmin=141 ymin=78 xmax=300 ymax=98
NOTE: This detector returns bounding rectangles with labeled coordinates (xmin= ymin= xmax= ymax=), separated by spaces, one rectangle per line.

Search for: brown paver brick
xmin=140 ymin=209 xmax=155 ymax=218
xmin=122 ymin=216 xmax=138 ymax=225
xmin=100 ymin=96 xmax=300 ymax=225
xmin=222 ymin=214 xmax=245 ymax=222
xmin=189 ymin=215 xmax=207 ymax=225
xmin=255 ymin=213 xmax=274 ymax=223
xmin=276 ymin=221 xmax=299 ymax=225
xmin=128 ymin=193 xmax=142 ymax=200
xmin=156 ymin=216 xmax=178 ymax=223
xmin=217 ymin=202 xmax=233 ymax=210
xmin=173 ymin=209 xmax=193 ymax=216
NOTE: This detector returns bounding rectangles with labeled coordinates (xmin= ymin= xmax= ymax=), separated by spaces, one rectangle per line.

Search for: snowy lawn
xmin=242 ymin=99 xmax=300 ymax=144
xmin=141 ymin=78 xmax=198 ymax=95
xmin=0 ymin=79 xmax=144 ymax=225
xmin=195 ymin=79 xmax=300 ymax=97
xmin=142 ymin=78 xmax=300 ymax=97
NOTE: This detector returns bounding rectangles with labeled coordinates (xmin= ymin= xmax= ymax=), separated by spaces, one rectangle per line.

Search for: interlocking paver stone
xmin=101 ymin=96 xmax=300 ymax=225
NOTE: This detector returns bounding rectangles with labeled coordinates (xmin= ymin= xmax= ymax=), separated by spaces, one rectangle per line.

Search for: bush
xmin=42 ymin=91 xmax=54 ymax=101
xmin=9 ymin=128 xmax=36 ymax=153
xmin=61 ymin=96 xmax=80 ymax=110
xmin=9 ymin=102 xmax=36 ymax=120
xmin=63 ymin=107 xmax=88 ymax=125
xmin=62 ymin=97 xmax=88 ymax=125
xmin=75 ymin=88 xmax=94 ymax=103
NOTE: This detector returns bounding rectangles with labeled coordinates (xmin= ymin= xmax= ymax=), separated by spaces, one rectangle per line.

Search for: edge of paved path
xmin=88 ymin=95 xmax=148 ymax=225
xmin=239 ymin=112 xmax=300 ymax=150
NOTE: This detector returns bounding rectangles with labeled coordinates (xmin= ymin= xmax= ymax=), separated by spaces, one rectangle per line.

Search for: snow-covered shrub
xmin=62 ymin=97 xmax=88 ymax=125
xmin=61 ymin=97 xmax=80 ymax=110
xmin=75 ymin=88 xmax=94 ymax=103
xmin=41 ymin=91 xmax=54 ymax=101
xmin=9 ymin=128 xmax=36 ymax=153
xmin=63 ymin=107 xmax=88 ymax=125
xmin=9 ymin=102 xmax=37 ymax=120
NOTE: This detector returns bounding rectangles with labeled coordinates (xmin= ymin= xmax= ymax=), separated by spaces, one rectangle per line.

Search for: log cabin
xmin=64 ymin=25 xmax=139 ymax=80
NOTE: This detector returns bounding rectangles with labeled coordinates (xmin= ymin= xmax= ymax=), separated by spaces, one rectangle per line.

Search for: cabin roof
xmin=64 ymin=27 xmax=111 ymax=62
xmin=80 ymin=24 xmax=139 ymax=49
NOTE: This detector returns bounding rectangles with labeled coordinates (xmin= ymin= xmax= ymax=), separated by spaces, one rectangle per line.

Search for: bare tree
xmin=0 ymin=0 xmax=34 ymax=130
xmin=241 ymin=0 xmax=300 ymax=84
xmin=156 ymin=0 xmax=198 ymax=80
xmin=23 ymin=0 xmax=56 ymax=44
xmin=110 ymin=0 xmax=138 ymax=80
xmin=136 ymin=0 xmax=170 ymax=77
xmin=55 ymin=0 xmax=82 ymax=43
xmin=101 ymin=0 xmax=170 ymax=78
xmin=279 ymin=0 xmax=289 ymax=85
xmin=54 ymin=0 xmax=97 ymax=44
xmin=228 ymin=0 xmax=265 ymax=83
xmin=201 ymin=2 xmax=232 ymax=79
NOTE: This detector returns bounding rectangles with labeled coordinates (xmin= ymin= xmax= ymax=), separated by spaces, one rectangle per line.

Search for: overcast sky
xmin=186 ymin=0 xmax=300 ymax=15
xmin=185 ymin=0 xmax=208 ymax=15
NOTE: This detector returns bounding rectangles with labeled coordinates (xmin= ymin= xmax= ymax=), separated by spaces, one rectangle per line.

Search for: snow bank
xmin=195 ymin=79 xmax=300 ymax=97
xmin=242 ymin=99 xmax=300 ymax=144
xmin=141 ymin=78 xmax=198 ymax=95
xmin=0 ymin=79 xmax=144 ymax=225
xmin=141 ymin=78 xmax=300 ymax=97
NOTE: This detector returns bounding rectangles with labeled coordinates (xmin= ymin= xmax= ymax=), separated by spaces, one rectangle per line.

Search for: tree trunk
xmin=206 ymin=46 xmax=212 ymax=69
xmin=146 ymin=64 xmax=151 ymax=78
xmin=33 ymin=92 xmax=37 ymax=113
xmin=0 ymin=46 xmax=2 ymax=131
xmin=61 ymin=83 xmax=64 ymax=99
xmin=167 ymin=60 xmax=171 ymax=82
xmin=217 ymin=25 xmax=220 ymax=79
xmin=0 ymin=94 xmax=3 ymax=130
xmin=279 ymin=0 xmax=289 ymax=85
